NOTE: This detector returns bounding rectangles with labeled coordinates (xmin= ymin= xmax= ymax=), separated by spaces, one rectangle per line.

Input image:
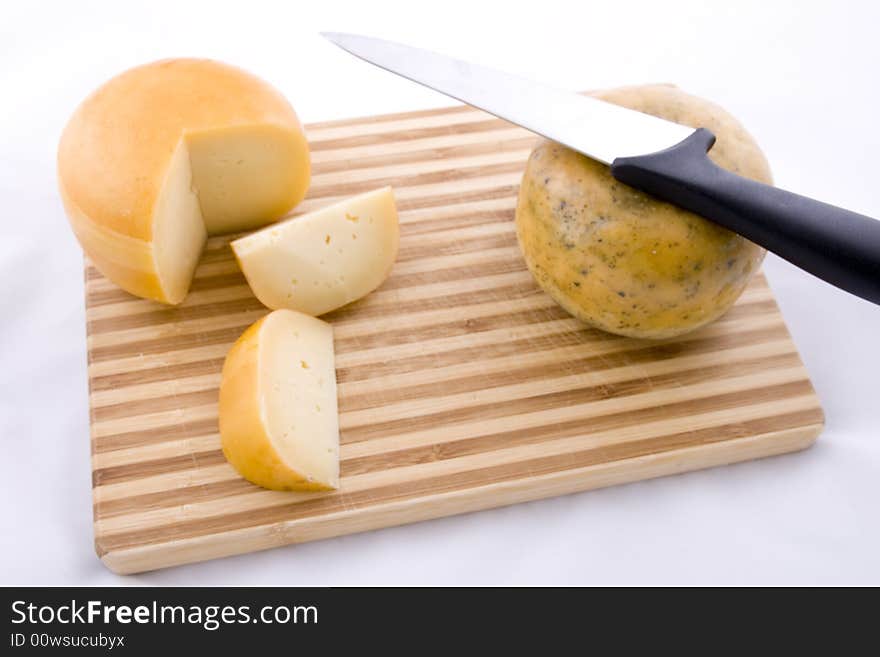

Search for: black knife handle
xmin=611 ymin=128 xmax=880 ymax=305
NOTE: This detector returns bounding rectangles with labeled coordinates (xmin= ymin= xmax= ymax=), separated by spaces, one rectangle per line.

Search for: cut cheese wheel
xmin=219 ymin=309 xmax=339 ymax=491
xmin=58 ymin=58 xmax=310 ymax=304
xmin=232 ymin=187 xmax=399 ymax=315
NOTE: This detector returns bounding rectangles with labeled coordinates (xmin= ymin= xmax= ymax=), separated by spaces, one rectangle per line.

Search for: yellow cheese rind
xmin=232 ymin=187 xmax=400 ymax=316
xmin=219 ymin=310 xmax=340 ymax=492
xmin=58 ymin=58 xmax=311 ymax=304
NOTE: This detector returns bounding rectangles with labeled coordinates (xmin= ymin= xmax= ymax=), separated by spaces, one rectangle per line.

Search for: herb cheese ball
xmin=515 ymin=84 xmax=772 ymax=339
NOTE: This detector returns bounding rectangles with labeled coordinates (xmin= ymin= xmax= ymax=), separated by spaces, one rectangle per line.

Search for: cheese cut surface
xmin=152 ymin=140 xmax=206 ymax=304
xmin=219 ymin=309 xmax=340 ymax=491
xmin=58 ymin=58 xmax=311 ymax=304
xmin=232 ymin=187 xmax=400 ymax=315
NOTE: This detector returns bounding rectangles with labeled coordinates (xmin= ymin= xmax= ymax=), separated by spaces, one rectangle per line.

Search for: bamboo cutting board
xmin=85 ymin=102 xmax=824 ymax=574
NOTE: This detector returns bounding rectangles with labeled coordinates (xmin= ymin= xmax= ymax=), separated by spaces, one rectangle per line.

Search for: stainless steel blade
xmin=322 ymin=32 xmax=695 ymax=164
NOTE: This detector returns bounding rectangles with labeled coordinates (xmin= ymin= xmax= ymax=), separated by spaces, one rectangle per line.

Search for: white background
xmin=1 ymin=0 xmax=878 ymax=585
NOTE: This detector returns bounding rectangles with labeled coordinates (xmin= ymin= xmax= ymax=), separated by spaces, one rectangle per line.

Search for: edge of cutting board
xmin=98 ymin=421 xmax=820 ymax=574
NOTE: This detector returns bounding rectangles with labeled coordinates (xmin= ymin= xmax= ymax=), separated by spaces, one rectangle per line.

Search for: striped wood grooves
xmin=85 ymin=103 xmax=824 ymax=574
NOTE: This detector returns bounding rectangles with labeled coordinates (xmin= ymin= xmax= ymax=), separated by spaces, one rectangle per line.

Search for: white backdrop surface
xmin=1 ymin=0 xmax=878 ymax=585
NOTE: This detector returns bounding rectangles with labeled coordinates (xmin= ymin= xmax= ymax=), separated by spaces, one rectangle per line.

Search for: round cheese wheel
xmin=58 ymin=58 xmax=311 ymax=304
xmin=515 ymin=84 xmax=772 ymax=339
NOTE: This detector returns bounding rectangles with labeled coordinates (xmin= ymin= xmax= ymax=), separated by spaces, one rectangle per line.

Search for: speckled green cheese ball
xmin=515 ymin=84 xmax=772 ymax=339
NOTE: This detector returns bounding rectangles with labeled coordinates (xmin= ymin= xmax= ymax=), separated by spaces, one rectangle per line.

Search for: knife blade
xmin=321 ymin=32 xmax=693 ymax=165
xmin=323 ymin=32 xmax=880 ymax=306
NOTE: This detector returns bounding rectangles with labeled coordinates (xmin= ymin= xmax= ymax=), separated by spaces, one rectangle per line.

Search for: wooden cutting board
xmin=85 ymin=102 xmax=824 ymax=574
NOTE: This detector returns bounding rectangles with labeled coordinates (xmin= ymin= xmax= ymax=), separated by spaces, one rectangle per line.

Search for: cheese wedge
xmin=231 ymin=187 xmax=399 ymax=315
xmin=58 ymin=58 xmax=310 ymax=304
xmin=219 ymin=310 xmax=340 ymax=491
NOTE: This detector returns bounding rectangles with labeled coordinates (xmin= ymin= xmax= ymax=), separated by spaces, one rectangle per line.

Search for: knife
xmin=322 ymin=32 xmax=880 ymax=306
